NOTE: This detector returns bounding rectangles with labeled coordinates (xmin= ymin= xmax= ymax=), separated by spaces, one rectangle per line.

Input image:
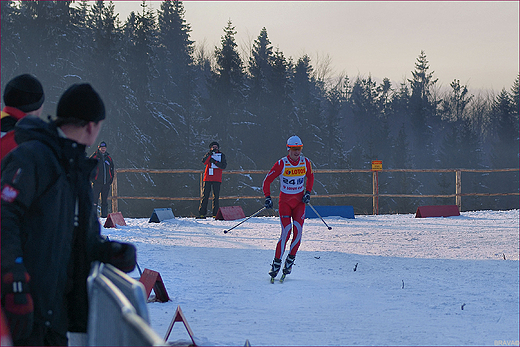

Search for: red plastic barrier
xmin=103 ymin=212 xmax=127 ymax=228
xmin=138 ymin=268 xmax=170 ymax=303
xmin=164 ymin=306 xmax=197 ymax=345
xmin=215 ymin=206 xmax=246 ymax=221
xmin=415 ymin=205 xmax=460 ymax=218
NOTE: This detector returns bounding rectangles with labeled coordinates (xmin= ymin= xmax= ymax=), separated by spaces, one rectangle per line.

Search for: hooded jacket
xmin=90 ymin=149 xmax=114 ymax=186
xmin=1 ymin=116 xmax=119 ymax=335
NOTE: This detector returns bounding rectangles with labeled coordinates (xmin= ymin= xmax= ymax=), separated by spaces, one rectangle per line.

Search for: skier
xmin=262 ymin=135 xmax=314 ymax=282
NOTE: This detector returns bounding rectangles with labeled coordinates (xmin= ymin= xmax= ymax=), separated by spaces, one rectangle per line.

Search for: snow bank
xmin=102 ymin=209 xmax=519 ymax=346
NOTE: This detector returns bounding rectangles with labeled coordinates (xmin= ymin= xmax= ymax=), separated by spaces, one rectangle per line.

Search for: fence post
xmin=111 ymin=172 xmax=118 ymax=213
xmin=200 ymin=172 xmax=203 ymax=196
xmin=455 ymin=170 xmax=461 ymax=211
xmin=372 ymin=171 xmax=379 ymax=215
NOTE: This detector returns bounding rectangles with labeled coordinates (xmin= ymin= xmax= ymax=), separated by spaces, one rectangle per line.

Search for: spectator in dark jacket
xmin=1 ymin=74 xmax=45 ymax=160
xmin=90 ymin=141 xmax=114 ymax=218
xmin=1 ymin=83 xmax=136 ymax=346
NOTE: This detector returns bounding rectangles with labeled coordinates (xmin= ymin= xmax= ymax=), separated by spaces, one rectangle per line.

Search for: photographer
xmin=197 ymin=141 xmax=227 ymax=218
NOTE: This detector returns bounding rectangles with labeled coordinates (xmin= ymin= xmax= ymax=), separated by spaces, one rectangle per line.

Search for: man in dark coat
xmin=90 ymin=141 xmax=114 ymax=218
xmin=1 ymin=83 xmax=136 ymax=346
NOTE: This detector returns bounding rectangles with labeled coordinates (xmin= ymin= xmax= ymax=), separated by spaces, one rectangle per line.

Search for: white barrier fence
xmin=86 ymin=262 xmax=166 ymax=346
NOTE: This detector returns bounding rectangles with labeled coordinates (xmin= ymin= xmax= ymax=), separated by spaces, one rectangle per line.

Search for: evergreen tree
xmin=156 ymin=0 xmax=194 ymax=100
xmin=0 ymin=1 xmax=22 ymax=83
xmin=85 ymin=1 xmax=137 ymax=168
xmin=269 ymin=49 xmax=294 ymax=140
xmin=318 ymin=76 xmax=351 ymax=206
xmin=247 ymin=27 xmax=273 ymax=108
xmin=408 ymin=50 xmax=439 ymax=168
xmin=292 ymin=55 xmax=322 ymax=158
xmin=7 ymin=1 xmax=85 ymax=105
xmin=124 ymin=2 xmax=157 ymax=102
xmin=512 ymin=75 xmax=519 ymax=113
xmin=388 ymin=80 xmax=412 ymax=152
xmin=486 ymin=86 xmax=519 ymax=209
xmin=439 ymin=79 xmax=473 ymax=122
xmin=2 ymin=3 xmax=517 ymax=214
xmin=490 ymin=88 xmax=519 ymax=168
xmin=121 ymin=3 xmax=159 ymax=167
xmin=389 ymin=124 xmax=417 ymax=213
xmin=322 ymin=76 xmax=348 ymax=168
xmin=205 ymin=20 xmax=247 ymax=166
xmin=349 ymin=75 xmax=391 ymax=164
xmin=437 ymin=79 xmax=478 ymax=167
xmin=154 ymin=0 xmax=197 ymax=168
xmin=246 ymin=27 xmax=276 ymax=168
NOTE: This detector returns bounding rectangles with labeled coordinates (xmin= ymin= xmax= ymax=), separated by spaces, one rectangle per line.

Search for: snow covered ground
xmin=101 ymin=209 xmax=519 ymax=346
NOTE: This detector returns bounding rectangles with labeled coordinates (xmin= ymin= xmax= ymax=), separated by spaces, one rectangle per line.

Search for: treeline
xmin=1 ymin=0 xmax=518 ymax=216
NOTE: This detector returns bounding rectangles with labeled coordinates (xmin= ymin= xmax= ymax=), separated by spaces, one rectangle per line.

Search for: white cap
xmin=287 ymin=135 xmax=303 ymax=149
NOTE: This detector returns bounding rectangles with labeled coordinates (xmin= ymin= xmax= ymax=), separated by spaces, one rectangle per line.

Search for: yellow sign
xmin=371 ymin=160 xmax=383 ymax=171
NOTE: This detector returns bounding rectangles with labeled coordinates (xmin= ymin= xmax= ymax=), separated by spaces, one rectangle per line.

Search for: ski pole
xmin=307 ymin=202 xmax=332 ymax=230
xmin=223 ymin=206 xmax=267 ymax=234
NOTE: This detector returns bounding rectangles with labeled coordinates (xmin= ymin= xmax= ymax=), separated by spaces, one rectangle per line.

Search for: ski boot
xmin=279 ymin=254 xmax=296 ymax=283
xmin=282 ymin=254 xmax=296 ymax=275
xmin=269 ymin=258 xmax=282 ymax=283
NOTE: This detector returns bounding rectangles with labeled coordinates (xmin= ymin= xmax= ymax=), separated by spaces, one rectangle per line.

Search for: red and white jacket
xmin=202 ymin=150 xmax=227 ymax=182
xmin=262 ymin=154 xmax=314 ymax=198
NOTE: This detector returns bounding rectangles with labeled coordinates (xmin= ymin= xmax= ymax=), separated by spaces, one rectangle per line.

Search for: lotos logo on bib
xmin=284 ymin=167 xmax=306 ymax=177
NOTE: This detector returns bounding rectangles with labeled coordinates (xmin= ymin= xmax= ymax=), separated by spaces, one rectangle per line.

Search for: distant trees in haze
xmin=1 ymin=0 xmax=518 ymax=215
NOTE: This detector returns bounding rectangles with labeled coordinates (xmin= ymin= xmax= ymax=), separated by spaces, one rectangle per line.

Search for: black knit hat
xmin=57 ymin=83 xmax=105 ymax=122
xmin=209 ymin=141 xmax=219 ymax=149
xmin=3 ymin=74 xmax=45 ymax=113
xmin=98 ymin=141 xmax=107 ymax=148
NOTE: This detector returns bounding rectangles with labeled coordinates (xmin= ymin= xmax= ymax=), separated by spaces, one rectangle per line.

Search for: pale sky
xmin=114 ymin=1 xmax=519 ymax=92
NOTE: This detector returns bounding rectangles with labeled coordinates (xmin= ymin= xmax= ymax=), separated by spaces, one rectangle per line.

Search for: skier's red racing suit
xmin=262 ymin=154 xmax=314 ymax=258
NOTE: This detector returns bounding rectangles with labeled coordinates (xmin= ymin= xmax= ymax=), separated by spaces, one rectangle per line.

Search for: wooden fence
xmin=110 ymin=168 xmax=519 ymax=215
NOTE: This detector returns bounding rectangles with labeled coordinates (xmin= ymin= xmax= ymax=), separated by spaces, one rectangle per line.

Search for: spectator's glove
xmin=264 ymin=196 xmax=273 ymax=209
xmin=1 ymin=261 xmax=34 ymax=341
xmin=302 ymin=191 xmax=311 ymax=204
xmin=99 ymin=242 xmax=137 ymax=273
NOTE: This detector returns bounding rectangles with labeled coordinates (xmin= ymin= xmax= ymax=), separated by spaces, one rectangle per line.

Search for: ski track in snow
xmin=102 ymin=209 xmax=519 ymax=346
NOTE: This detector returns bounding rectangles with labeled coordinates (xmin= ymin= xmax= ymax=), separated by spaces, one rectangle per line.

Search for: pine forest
xmin=1 ymin=1 xmax=518 ymax=216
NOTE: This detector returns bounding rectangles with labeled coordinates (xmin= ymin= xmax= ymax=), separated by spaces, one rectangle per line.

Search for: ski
xmin=270 ymin=277 xmax=275 ymax=284
xmin=279 ymin=274 xmax=286 ymax=283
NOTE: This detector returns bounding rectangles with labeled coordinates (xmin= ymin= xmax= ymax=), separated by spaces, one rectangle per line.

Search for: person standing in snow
xmin=90 ymin=141 xmax=114 ymax=218
xmin=1 ymin=83 xmax=136 ymax=346
xmin=1 ymin=74 xmax=45 ymax=161
xmin=262 ymin=135 xmax=315 ymax=281
xmin=197 ymin=141 xmax=227 ymax=218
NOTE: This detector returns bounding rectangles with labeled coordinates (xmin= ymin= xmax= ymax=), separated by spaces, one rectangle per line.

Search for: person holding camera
xmin=197 ymin=141 xmax=227 ymax=219
xmin=262 ymin=135 xmax=314 ymax=281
